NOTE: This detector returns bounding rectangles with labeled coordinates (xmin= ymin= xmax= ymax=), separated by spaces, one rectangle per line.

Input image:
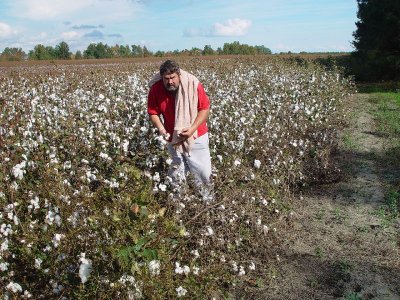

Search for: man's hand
xmin=158 ymin=128 xmax=170 ymax=140
xmin=178 ymin=109 xmax=209 ymax=140
xmin=179 ymin=127 xmax=195 ymax=139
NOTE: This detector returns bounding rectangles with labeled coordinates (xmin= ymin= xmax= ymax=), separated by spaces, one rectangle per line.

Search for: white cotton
xmin=176 ymin=286 xmax=187 ymax=297
xmin=63 ymin=161 xmax=72 ymax=170
xmin=23 ymin=290 xmax=32 ymax=298
xmin=205 ymin=226 xmax=214 ymax=236
xmin=182 ymin=265 xmax=190 ymax=275
xmin=99 ymin=152 xmax=111 ymax=161
xmin=1 ymin=239 xmax=9 ymax=251
xmin=35 ymin=258 xmax=43 ymax=269
xmin=190 ymin=249 xmax=200 ymax=258
xmin=1 ymin=224 xmax=13 ymax=236
xmin=29 ymin=196 xmax=40 ymax=211
xmin=238 ymin=265 xmax=246 ymax=276
xmin=52 ymin=233 xmax=64 ymax=248
xmin=79 ymin=254 xmax=93 ymax=284
xmin=152 ymin=172 xmax=160 ymax=182
xmin=175 ymin=262 xmax=184 ymax=274
xmin=234 ymin=159 xmax=241 ymax=167
xmin=231 ymin=261 xmax=238 ymax=272
xmin=45 ymin=210 xmax=56 ymax=225
xmin=0 ymin=262 xmax=9 ymax=271
xmin=254 ymin=159 xmax=261 ymax=169
xmin=6 ymin=281 xmax=23 ymax=293
xmin=86 ymin=171 xmax=96 ymax=182
xmin=54 ymin=215 xmax=62 ymax=227
xmin=159 ymin=183 xmax=167 ymax=192
xmin=148 ymin=260 xmax=160 ymax=276
xmin=12 ymin=161 xmax=26 ymax=180
xmin=122 ymin=140 xmax=129 ymax=153
xmin=192 ymin=266 xmax=200 ymax=275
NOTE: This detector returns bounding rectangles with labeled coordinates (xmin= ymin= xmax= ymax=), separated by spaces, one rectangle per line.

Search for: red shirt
xmin=147 ymin=80 xmax=210 ymax=138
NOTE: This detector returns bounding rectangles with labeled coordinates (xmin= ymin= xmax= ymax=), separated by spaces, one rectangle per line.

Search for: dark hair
xmin=159 ymin=60 xmax=180 ymax=76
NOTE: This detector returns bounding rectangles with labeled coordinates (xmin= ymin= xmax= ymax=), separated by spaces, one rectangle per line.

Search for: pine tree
xmin=352 ymin=0 xmax=400 ymax=81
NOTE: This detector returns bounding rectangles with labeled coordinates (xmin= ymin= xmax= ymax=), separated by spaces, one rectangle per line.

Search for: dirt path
xmin=266 ymin=94 xmax=400 ymax=299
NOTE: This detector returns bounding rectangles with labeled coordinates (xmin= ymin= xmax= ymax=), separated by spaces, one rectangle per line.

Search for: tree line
xmin=0 ymin=41 xmax=272 ymax=62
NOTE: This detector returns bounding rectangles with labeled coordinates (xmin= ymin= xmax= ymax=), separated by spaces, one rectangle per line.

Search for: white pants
xmin=167 ymin=133 xmax=212 ymax=199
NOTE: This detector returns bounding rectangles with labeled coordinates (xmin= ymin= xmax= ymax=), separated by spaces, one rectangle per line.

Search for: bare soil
xmin=256 ymin=94 xmax=400 ymax=299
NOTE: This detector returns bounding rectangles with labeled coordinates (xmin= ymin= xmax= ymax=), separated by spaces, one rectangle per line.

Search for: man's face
xmin=162 ymin=72 xmax=180 ymax=92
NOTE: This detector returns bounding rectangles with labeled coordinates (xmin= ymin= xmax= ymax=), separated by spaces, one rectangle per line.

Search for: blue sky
xmin=0 ymin=0 xmax=358 ymax=53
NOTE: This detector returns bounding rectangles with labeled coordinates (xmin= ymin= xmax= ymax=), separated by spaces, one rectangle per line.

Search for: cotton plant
xmin=0 ymin=57 xmax=352 ymax=298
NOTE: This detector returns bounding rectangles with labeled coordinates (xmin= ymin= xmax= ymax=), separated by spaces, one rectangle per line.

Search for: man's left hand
xmin=179 ymin=127 xmax=195 ymax=139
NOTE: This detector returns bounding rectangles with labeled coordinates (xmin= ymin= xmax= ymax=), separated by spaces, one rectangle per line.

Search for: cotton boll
xmin=148 ymin=260 xmax=160 ymax=276
xmin=175 ymin=262 xmax=183 ymax=274
xmin=0 ymin=262 xmax=9 ymax=271
xmin=204 ymin=226 xmax=214 ymax=236
xmin=79 ymin=253 xmax=93 ymax=284
xmin=183 ymin=265 xmax=190 ymax=275
xmin=12 ymin=161 xmax=26 ymax=180
xmin=52 ymin=233 xmax=64 ymax=248
xmin=176 ymin=286 xmax=187 ymax=297
xmin=238 ymin=265 xmax=246 ymax=276
xmin=193 ymin=266 xmax=200 ymax=275
xmin=6 ymin=281 xmax=23 ymax=293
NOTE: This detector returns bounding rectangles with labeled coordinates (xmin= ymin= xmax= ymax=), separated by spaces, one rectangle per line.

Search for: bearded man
xmin=147 ymin=60 xmax=213 ymax=201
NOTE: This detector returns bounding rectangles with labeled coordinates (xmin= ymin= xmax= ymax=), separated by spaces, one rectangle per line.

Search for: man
xmin=147 ymin=60 xmax=212 ymax=200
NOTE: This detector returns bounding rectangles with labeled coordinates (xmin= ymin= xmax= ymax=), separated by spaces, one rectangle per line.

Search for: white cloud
xmin=61 ymin=31 xmax=81 ymax=40
xmin=10 ymin=0 xmax=92 ymax=20
xmin=184 ymin=18 xmax=252 ymax=38
xmin=212 ymin=18 xmax=252 ymax=36
xmin=0 ymin=22 xmax=18 ymax=38
xmin=9 ymin=0 xmax=142 ymax=21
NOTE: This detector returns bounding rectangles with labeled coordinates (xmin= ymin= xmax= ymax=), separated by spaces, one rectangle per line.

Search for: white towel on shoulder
xmin=148 ymin=69 xmax=199 ymax=155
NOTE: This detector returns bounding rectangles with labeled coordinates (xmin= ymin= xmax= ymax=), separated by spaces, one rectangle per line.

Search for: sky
xmin=0 ymin=0 xmax=359 ymax=54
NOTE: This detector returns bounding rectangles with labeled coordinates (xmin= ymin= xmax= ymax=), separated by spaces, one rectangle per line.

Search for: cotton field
xmin=0 ymin=57 xmax=353 ymax=298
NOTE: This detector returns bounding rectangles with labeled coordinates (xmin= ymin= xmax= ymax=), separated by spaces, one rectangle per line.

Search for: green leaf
xmin=141 ymin=248 xmax=158 ymax=260
xmin=133 ymin=238 xmax=147 ymax=252
xmin=112 ymin=215 xmax=121 ymax=222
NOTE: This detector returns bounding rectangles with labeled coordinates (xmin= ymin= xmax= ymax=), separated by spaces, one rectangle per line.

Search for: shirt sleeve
xmin=197 ymin=82 xmax=210 ymax=111
xmin=147 ymin=86 xmax=160 ymax=115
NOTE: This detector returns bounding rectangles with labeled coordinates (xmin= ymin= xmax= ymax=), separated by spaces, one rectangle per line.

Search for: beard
xmin=165 ymin=84 xmax=179 ymax=92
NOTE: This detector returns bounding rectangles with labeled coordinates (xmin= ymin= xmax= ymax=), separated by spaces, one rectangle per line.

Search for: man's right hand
xmin=159 ymin=129 xmax=170 ymax=141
